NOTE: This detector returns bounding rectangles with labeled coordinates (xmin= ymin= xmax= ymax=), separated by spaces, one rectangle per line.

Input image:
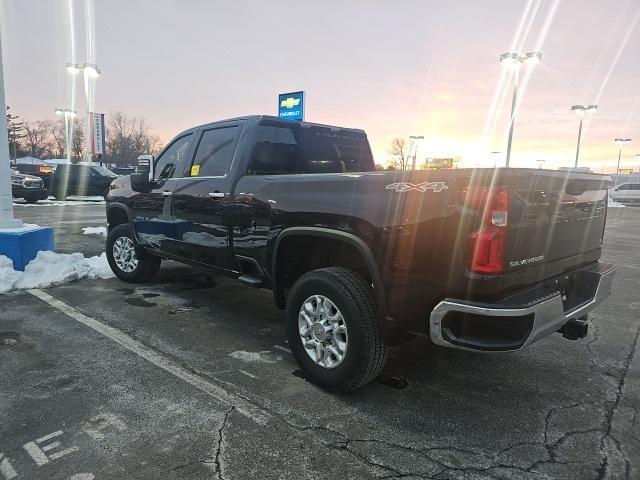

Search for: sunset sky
xmin=1 ymin=0 xmax=639 ymax=172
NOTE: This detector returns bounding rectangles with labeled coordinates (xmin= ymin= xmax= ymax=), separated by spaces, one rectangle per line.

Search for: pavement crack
xmin=209 ymin=406 xmax=234 ymax=480
xmin=594 ymin=312 xmax=640 ymax=480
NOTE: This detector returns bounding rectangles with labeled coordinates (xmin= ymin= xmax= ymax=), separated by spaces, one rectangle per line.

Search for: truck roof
xmin=187 ymin=115 xmax=367 ymax=135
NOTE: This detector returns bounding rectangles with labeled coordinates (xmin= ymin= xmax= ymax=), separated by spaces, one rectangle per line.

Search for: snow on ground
xmin=0 ymin=251 xmax=114 ymax=294
xmin=13 ymin=197 xmax=106 ymax=207
xmin=227 ymin=350 xmax=283 ymax=364
xmin=82 ymin=226 xmax=107 ymax=237
xmin=0 ymin=223 xmax=42 ymax=233
xmin=608 ymin=195 xmax=625 ymax=208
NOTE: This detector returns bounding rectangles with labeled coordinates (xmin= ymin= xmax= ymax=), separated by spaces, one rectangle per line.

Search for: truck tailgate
xmin=505 ymin=170 xmax=610 ymax=277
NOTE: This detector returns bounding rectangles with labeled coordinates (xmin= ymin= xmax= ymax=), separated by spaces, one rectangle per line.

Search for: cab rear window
xmin=248 ymin=122 xmax=374 ymax=175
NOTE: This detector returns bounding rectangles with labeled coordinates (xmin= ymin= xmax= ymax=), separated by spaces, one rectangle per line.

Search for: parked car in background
xmin=10 ymin=168 xmax=48 ymax=203
xmin=49 ymin=163 xmax=118 ymax=199
xmin=14 ymin=162 xmax=56 ymax=189
xmin=611 ymin=183 xmax=640 ymax=205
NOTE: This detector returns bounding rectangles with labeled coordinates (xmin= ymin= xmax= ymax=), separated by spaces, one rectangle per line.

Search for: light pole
xmin=0 ymin=36 xmax=21 ymax=228
xmin=571 ymin=104 xmax=597 ymax=168
xmin=614 ymin=138 xmax=632 ymax=178
xmin=491 ymin=151 xmax=502 ymax=168
xmin=54 ymin=108 xmax=77 ymax=162
xmin=499 ymin=51 xmax=542 ymax=167
xmin=409 ymin=135 xmax=424 ymax=170
xmin=66 ymin=62 xmax=101 ymax=162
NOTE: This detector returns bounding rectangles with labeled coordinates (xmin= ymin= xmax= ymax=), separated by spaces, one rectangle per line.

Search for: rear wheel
xmin=106 ymin=224 xmax=161 ymax=283
xmin=286 ymin=267 xmax=387 ymax=392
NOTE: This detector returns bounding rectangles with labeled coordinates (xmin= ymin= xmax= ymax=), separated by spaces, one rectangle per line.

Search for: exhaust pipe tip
xmin=559 ymin=316 xmax=589 ymax=340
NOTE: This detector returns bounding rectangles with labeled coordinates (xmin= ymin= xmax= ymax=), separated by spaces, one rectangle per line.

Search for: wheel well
xmin=274 ymin=235 xmax=373 ymax=308
xmin=107 ymin=207 xmax=129 ymax=228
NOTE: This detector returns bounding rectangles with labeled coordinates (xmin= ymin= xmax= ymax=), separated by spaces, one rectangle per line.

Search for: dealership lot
xmin=1 ymin=204 xmax=639 ymax=479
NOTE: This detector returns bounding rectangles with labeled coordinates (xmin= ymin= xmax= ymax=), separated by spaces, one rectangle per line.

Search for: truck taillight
xmin=467 ymin=185 xmax=509 ymax=274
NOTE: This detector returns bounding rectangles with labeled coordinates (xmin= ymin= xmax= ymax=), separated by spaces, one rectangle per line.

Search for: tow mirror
xmin=130 ymin=154 xmax=155 ymax=192
xmin=137 ymin=154 xmax=154 ymax=181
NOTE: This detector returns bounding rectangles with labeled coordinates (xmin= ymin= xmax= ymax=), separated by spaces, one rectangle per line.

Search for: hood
xmin=11 ymin=172 xmax=41 ymax=181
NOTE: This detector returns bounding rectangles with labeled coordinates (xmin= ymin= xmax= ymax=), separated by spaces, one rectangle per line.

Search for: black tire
xmin=23 ymin=196 xmax=38 ymax=204
xmin=286 ymin=267 xmax=387 ymax=392
xmin=106 ymin=224 xmax=161 ymax=283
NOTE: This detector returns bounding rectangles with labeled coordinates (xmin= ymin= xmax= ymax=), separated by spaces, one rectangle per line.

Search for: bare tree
xmin=388 ymin=137 xmax=409 ymax=171
xmin=42 ymin=119 xmax=67 ymax=158
xmin=105 ymin=111 xmax=163 ymax=166
xmin=70 ymin=119 xmax=85 ymax=162
xmin=21 ymin=120 xmax=52 ymax=158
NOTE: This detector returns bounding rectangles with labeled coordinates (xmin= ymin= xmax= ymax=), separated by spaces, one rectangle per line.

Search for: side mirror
xmin=136 ymin=154 xmax=154 ymax=181
xmin=131 ymin=154 xmax=155 ymax=192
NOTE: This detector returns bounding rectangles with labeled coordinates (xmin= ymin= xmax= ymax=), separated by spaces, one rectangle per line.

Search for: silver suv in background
xmin=611 ymin=183 xmax=640 ymax=205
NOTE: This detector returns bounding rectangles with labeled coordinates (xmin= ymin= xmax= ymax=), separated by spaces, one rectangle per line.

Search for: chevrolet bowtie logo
xmin=385 ymin=182 xmax=449 ymax=193
xmin=280 ymin=97 xmax=300 ymax=109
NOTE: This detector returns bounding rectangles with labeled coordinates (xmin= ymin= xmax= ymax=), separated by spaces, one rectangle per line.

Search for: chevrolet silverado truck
xmin=105 ymin=115 xmax=615 ymax=392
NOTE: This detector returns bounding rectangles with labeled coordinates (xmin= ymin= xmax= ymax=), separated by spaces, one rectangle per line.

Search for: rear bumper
xmin=429 ymin=262 xmax=615 ymax=352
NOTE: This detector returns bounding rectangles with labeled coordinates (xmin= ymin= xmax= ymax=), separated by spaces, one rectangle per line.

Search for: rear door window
xmin=248 ymin=122 xmax=374 ymax=175
xmin=188 ymin=126 xmax=240 ymax=177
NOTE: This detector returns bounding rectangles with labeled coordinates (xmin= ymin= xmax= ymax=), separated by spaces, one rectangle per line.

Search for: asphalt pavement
xmin=1 ymin=202 xmax=639 ymax=479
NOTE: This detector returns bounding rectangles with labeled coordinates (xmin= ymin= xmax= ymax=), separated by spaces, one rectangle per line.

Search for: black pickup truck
xmin=105 ymin=115 xmax=615 ymax=391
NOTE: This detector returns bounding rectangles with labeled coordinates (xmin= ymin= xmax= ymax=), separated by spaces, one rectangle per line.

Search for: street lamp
xmin=409 ymin=135 xmax=424 ymax=170
xmin=55 ymin=108 xmax=77 ymax=118
xmin=499 ymin=51 xmax=542 ymax=167
xmin=614 ymin=138 xmax=632 ymax=178
xmin=491 ymin=151 xmax=502 ymax=168
xmin=571 ymin=104 xmax=597 ymax=168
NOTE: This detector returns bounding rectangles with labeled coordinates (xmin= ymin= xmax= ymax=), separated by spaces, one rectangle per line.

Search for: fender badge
xmin=385 ymin=182 xmax=448 ymax=193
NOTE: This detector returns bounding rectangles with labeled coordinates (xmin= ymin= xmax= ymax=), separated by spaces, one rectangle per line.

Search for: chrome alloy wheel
xmin=112 ymin=236 xmax=139 ymax=273
xmin=298 ymin=295 xmax=348 ymax=369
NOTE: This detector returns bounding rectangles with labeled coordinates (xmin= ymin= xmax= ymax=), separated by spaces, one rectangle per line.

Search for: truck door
xmin=132 ymin=133 xmax=194 ymax=256
xmin=171 ymin=123 xmax=243 ymax=269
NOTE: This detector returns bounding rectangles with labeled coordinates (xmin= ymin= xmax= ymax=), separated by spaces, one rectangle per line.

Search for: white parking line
xmin=28 ymin=289 xmax=270 ymax=426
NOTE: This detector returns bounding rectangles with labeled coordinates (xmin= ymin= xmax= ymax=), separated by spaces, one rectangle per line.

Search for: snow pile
xmin=0 ymin=223 xmax=41 ymax=233
xmin=0 ymin=251 xmax=114 ymax=294
xmin=608 ymin=195 xmax=625 ymax=208
xmin=82 ymin=226 xmax=107 ymax=237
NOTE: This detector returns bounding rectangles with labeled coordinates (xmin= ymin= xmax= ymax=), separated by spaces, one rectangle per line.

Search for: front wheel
xmin=286 ymin=267 xmax=388 ymax=392
xmin=106 ymin=224 xmax=161 ymax=283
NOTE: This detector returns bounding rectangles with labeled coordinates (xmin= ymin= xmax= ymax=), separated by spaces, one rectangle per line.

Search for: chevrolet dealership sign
xmin=278 ymin=91 xmax=305 ymax=121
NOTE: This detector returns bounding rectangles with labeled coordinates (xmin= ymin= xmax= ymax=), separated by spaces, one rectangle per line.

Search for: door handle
xmin=162 ymin=190 xmax=172 ymax=197
xmin=208 ymin=192 xmax=225 ymax=198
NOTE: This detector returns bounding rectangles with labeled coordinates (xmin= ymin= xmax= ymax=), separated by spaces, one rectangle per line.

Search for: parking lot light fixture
xmin=571 ymin=104 xmax=598 ymax=167
xmin=82 ymin=63 xmax=101 ymax=78
xmin=65 ymin=62 xmax=82 ymax=75
xmin=499 ymin=51 xmax=542 ymax=167
xmin=614 ymin=138 xmax=632 ymax=177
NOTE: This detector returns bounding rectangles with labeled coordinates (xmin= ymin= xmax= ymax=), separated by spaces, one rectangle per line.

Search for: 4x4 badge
xmin=385 ymin=182 xmax=448 ymax=193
